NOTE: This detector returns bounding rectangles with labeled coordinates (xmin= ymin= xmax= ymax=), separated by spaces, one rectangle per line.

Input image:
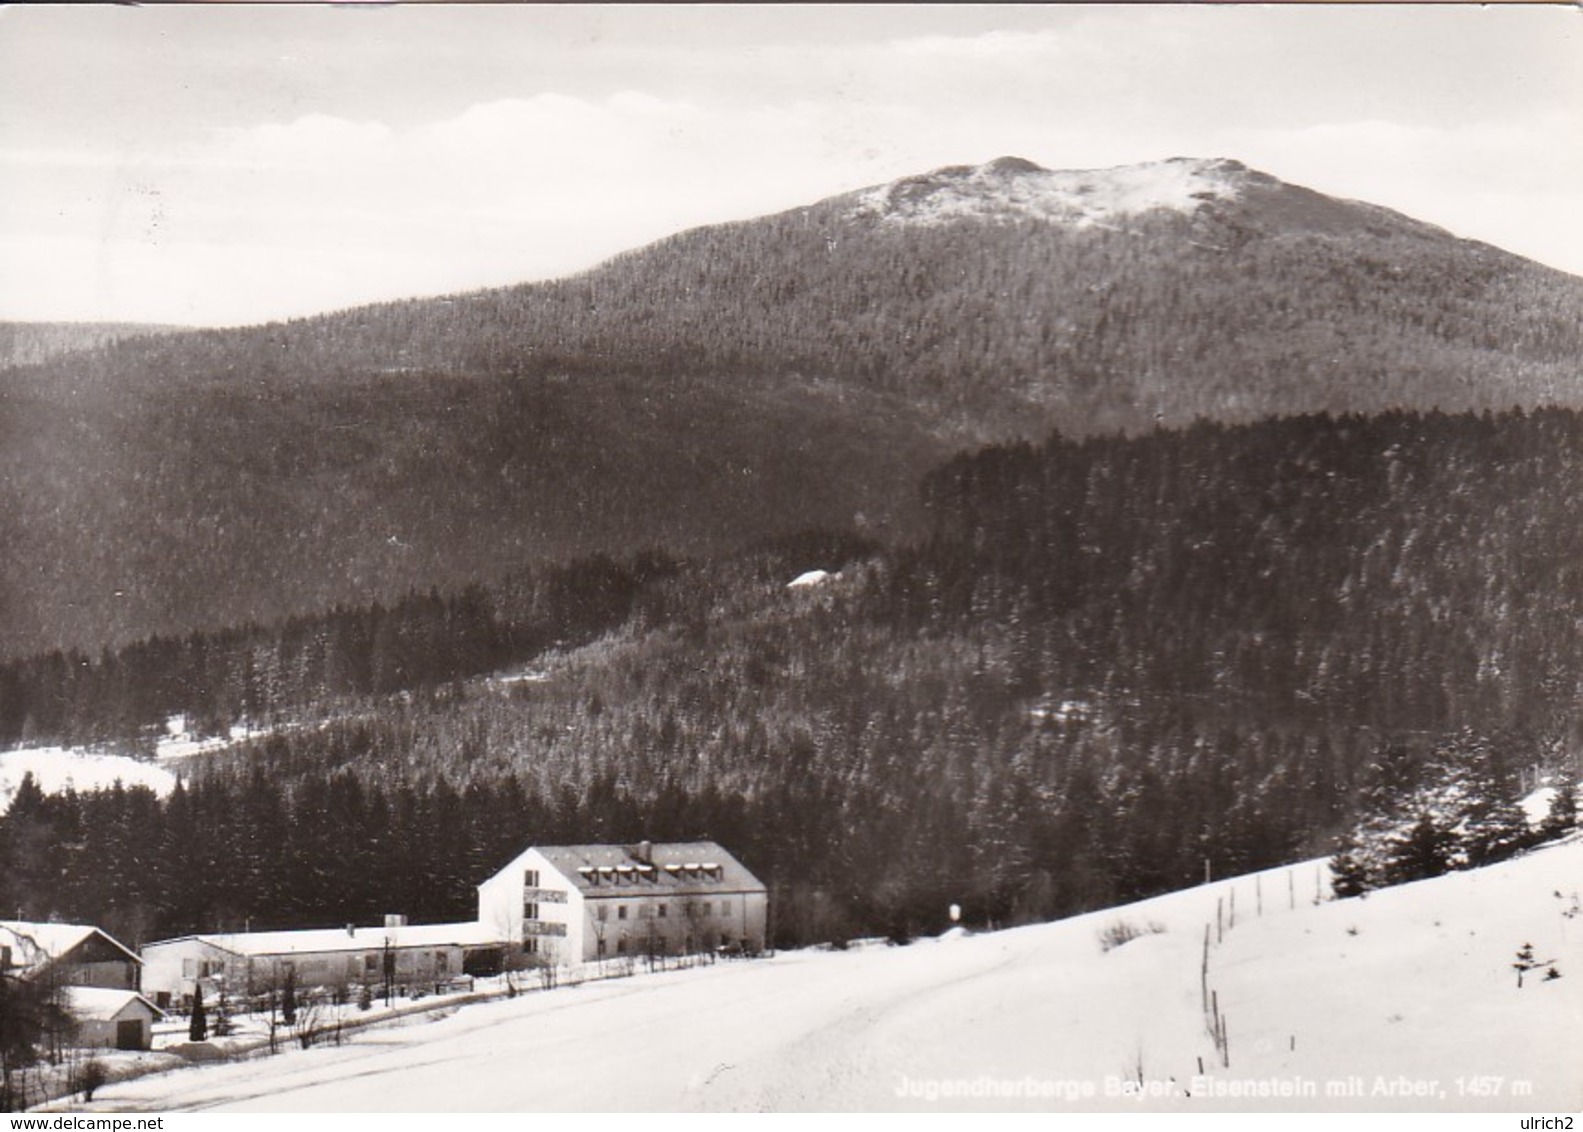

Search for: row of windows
xmin=181 ymin=951 xmax=449 ymax=980
xmin=594 ymin=899 xmax=730 ymax=922
xmin=597 ymin=932 xmax=741 ymax=957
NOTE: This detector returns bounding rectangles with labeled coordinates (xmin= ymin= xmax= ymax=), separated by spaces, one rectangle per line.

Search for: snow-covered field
xmin=0 ymin=746 xmax=177 ymax=810
xmin=1 ymin=718 xmax=323 ymax=807
xmin=63 ymin=838 xmax=1581 ymax=1113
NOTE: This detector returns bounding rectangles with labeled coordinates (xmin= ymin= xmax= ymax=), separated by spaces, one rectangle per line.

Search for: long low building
xmin=477 ymin=840 xmax=768 ymax=967
xmin=140 ymin=920 xmax=505 ymax=1008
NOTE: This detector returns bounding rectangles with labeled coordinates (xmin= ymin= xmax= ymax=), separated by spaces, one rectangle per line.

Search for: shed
xmin=60 ymin=986 xmax=165 ymax=1051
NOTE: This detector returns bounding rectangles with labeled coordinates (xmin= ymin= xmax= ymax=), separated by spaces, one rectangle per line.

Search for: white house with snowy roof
xmin=476 ymin=841 xmax=767 ymax=967
xmin=0 ymin=922 xmax=162 ymax=1049
xmin=0 ymin=920 xmax=142 ymax=991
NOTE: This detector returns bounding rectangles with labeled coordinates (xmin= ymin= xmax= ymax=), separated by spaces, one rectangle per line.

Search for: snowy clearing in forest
xmin=0 ymin=746 xmax=176 ymax=810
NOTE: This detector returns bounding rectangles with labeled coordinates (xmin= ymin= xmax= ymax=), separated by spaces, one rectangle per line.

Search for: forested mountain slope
xmin=3 ymin=157 xmax=1581 ymax=656
xmin=0 ymin=321 xmax=180 ymax=369
xmin=4 ymin=410 xmax=1578 ymax=945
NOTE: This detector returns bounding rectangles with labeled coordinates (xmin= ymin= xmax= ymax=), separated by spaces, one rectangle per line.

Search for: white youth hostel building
xmin=477 ymin=841 xmax=768 ymax=966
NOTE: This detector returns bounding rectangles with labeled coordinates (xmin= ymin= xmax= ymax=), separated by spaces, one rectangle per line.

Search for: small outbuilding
xmin=59 ymin=987 xmax=164 ymax=1051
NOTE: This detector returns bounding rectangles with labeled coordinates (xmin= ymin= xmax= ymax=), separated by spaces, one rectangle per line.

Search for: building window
xmin=524 ymin=869 xmax=540 ymax=887
xmin=617 ymin=939 xmax=627 ymax=955
xmin=435 ymin=951 xmax=448 ymax=972
xmin=524 ymin=902 xmax=540 ymax=921
xmin=523 ymin=939 xmax=539 ymax=956
xmin=364 ymin=954 xmax=380 ymax=974
xmin=618 ymin=905 xmax=628 ymax=920
xmin=597 ymin=904 xmax=609 ymax=922
xmin=703 ymin=902 xmax=713 ymax=918
xmin=658 ymin=904 xmax=668 ymax=918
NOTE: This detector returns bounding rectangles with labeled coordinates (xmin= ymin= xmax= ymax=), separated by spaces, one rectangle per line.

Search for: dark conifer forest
xmin=5 ymin=160 xmax=1583 ymax=660
xmin=4 ymin=408 xmax=1579 ymax=948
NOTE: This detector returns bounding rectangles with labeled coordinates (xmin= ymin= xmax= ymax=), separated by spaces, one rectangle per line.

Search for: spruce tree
xmin=189 ymin=989 xmax=207 ymax=1042
xmin=281 ymin=968 xmax=297 ymax=1027
xmin=1329 ymin=829 xmax=1373 ymax=898
xmin=1538 ymin=782 xmax=1578 ymax=842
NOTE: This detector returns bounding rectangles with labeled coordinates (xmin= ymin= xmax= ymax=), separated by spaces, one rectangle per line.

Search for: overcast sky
xmin=1 ymin=4 xmax=1579 ymax=327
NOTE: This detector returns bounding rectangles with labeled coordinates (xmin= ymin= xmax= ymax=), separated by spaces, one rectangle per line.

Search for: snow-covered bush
xmin=72 ymin=1056 xmax=107 ymax=1103
xmin=1536 ymin=782 xmax=1578 ymax=842
xmin=1097 ymin=919 xmax=1166 ymax=952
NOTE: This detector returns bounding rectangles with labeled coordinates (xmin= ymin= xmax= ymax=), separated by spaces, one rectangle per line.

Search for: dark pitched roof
xmin=534 ymin=842 xmax=765 ymax=896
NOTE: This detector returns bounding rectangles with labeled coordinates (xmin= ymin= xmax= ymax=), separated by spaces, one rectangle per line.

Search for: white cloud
xmin=1221 ymin=114 xmax=1583 ymax=273
xmin=1 ymin=5 xmax=1578 ymax=325
xmin=218 ymin=114 xmax=394 ymax=167
xmin=0 ymin=92 xmax=896 ymax=324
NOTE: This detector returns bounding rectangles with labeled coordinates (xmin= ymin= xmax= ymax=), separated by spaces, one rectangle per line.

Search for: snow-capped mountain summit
xmin=7 ymin=152 xmax=1583 ymax=659
xmin=848 ymin=155 xmax=1253 ymax=228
